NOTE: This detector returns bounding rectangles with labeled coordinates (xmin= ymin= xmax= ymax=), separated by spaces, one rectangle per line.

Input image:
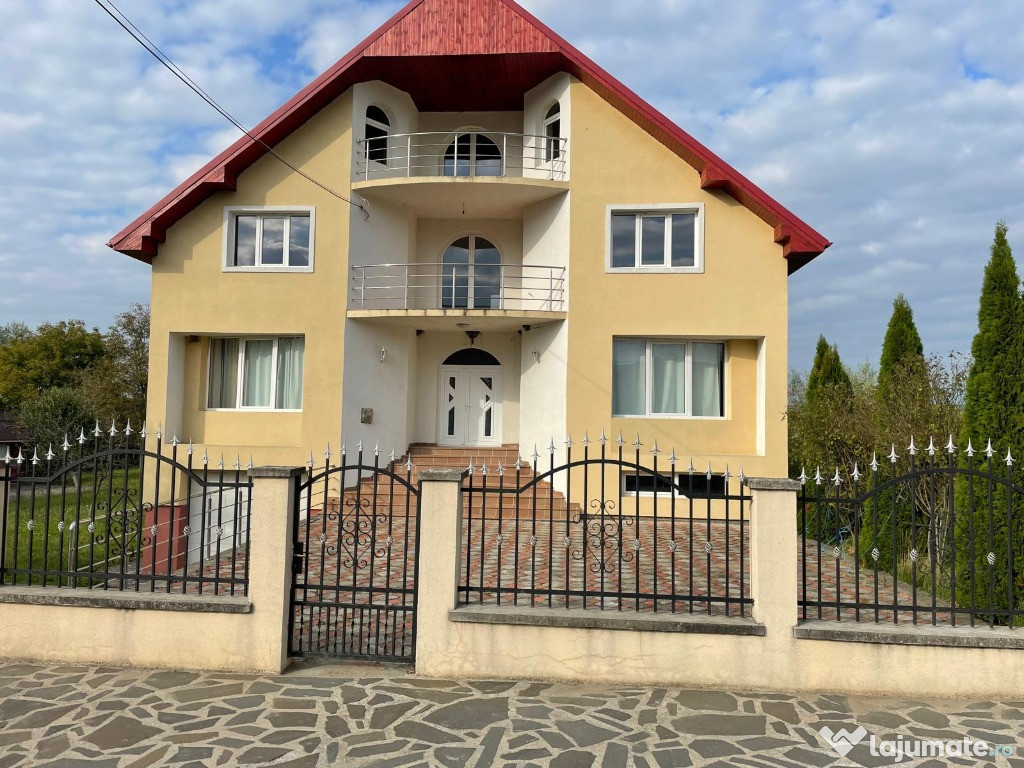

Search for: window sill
xmin=613 ymin=414 xmax=727 ymax=421
xmin=222 ymin=267 xmax=314 ymax=274
xmin=606 ymin=267 xmax=703 ymax=275
xmin=205 ymin=408 xmax=303 ymax=414
xmin=449 ymin=604 xmax=764 ymax=636
xmin=0 ymin=586 xmax=252 ymax=614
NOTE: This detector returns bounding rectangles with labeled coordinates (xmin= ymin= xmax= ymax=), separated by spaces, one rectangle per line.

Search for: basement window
xmin=224 ymin=208 xmax=314 ymax=272
xmin=622 ymin=471 xmax=727 ymax=498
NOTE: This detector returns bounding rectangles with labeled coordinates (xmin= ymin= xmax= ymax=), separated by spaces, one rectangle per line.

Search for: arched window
xmin=443 ymin=134 xmax=502 ymax=177
xmin=365 ymin=106 xmax=390 ymax=165
xmin=544 ymin=102 xmax=561 ymax=162
xmin=441 ymin=235 xmax=502 ymax=309
xmin=443 ymin=348 xmax=500 ymax=366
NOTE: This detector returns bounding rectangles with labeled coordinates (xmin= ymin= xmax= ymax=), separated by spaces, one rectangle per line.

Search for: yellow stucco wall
xmin=147 ymin=93 xmax=355 ymax=467
xmin=564 ymin=82 xmax=788 ymax=477
xmin=144 ymin=74 xmax=791 ymax=476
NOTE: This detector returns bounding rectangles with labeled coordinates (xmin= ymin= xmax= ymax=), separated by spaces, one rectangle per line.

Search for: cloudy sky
xmin=2 ymin=0 xmax=1022 ymax=370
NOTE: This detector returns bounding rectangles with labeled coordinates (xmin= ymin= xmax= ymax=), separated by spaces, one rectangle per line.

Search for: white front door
xmin=438 ymin=365 xmax=502 ymax=446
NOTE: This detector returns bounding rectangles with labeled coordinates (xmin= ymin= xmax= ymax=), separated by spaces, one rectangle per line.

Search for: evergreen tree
xmin=877 ymin=293 xmax=925 ymax=404
xmin=955 ymin=222 xmax=1024 ymax=623
xmin=805 ymin=336 xmax=830 ymax=399
xmin=806 ymin=336 xmax=852 ymax=403
xmin=862 ymin=294 xmax=927 ymax=572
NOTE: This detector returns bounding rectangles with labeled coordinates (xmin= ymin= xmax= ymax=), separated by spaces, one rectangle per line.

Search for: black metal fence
xmin=798 ymin=440 xmax=1022 ymax=627
xmin=460 ymin=438 xmax=752 ymax=616
xmin=289 ymin=446 xmax=419 ymax=661
xmin=0 ymin=423 xmax=251 ymax=595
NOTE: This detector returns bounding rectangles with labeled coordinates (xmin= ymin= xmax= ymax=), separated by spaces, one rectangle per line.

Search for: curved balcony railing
xmin=350 ymin=263 xmax=566 ymax=312
xmin=354 ymin=131 xmax=568 ymax=182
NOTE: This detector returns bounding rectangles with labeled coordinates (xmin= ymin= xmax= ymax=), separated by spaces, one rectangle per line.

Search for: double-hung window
xmin=608 ymin=205 xmax=702 ymax=272
xmin=225 ymin=208 xmax=314 ymax=271
xmin=208 ymin=336 xmax=305 ymax=411
xmin=612 ymin=339 xmax=725 ymax=418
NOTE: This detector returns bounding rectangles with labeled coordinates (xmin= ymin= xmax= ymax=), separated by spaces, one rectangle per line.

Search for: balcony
xmin=348 ymin=262 xmax=567 ymax=331
xmin=353 ymin=132 xmax=569 ymax=218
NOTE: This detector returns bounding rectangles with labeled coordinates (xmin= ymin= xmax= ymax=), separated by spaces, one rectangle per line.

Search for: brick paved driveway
xmin=1 ymin=661 xmax=1021 ymax=767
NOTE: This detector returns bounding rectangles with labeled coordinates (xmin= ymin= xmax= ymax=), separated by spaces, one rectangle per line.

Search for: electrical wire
xmin=92 ymin=0 xmax=368 ymax=217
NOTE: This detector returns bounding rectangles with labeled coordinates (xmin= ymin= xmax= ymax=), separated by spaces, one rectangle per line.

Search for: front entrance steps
xmin=331 ymin=444 xmax=581 ymax=519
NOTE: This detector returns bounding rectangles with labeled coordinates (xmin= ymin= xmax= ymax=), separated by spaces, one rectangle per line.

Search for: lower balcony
xmin=348 ymin=262 xmax=566 ymax=331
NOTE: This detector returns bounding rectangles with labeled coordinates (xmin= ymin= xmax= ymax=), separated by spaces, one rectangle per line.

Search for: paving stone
xmin=434 ymin=746 xmax=476 ymax=768
xmin=652 ymin=748 xmax=692 ymax=768
xmin=762 ymin=700 xmax=801 ymax=724
xmin=689 ymin=738 xmax=743 ymax=758
xmin=171 ymin=683 xmax=246 ymax=703
xmin=236 ymin=746 xmax=293 ymax=764
xmin=556 ymin=719 xmax=619 ymax=748
xmin=908 ymin=706 xmax=951 ymax=728
xmin=783 ymin=746 xmax=833 ymax=766
xmin=84 ymin=715 xmax=162 ymax=750
xmin=395 ymin=720 xmax=465 ymax=744
xmin=369 ymin=700 xmax=419 ymax=729
xmin=424 ymin=697 xmax=510 ymax=730
xmin=267 ymin=711 xmax=318 ymax=729
xmin=550 ymin=749 xmax=597 ymax=768
xmin=347 ymin=739 xmax=410 ymax=758
xmin=602 ymin=742 xmax=629 ymax=768
xmin=675 ymin=690 xmax=737 ymax=712
xmin=672 ymin=714 xmax=767 ymax=736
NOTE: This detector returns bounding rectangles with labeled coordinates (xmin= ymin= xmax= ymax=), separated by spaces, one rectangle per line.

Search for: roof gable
xmin=109 ymin=0 xmax=829 ymax=272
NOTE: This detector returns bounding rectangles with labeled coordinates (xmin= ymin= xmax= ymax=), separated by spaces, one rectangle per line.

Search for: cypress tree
xmin=955 ymin=221 xmax=1024 ymax=623
xmin=805 ymin=335 xmax=831 ymax=401
xmin=806 ymin=336 xmax=851 ymax=402
xmin=862 ymin=294 xmax=927 ymax=571
xmin=877 ymin=293 xmax=925 ymax=404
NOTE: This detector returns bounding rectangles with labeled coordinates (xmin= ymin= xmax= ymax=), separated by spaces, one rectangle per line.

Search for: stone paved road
xmin=1 ymin=660 xmax=1021 ymax=768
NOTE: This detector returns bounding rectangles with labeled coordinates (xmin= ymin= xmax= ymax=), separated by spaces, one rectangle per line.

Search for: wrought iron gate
xmin=288 ymin=448 xmax=419 ymax=661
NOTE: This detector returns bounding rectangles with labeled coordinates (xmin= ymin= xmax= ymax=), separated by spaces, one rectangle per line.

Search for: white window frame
xmin=223 ymin=206 xmax=315 ymax=273
xmin=205 ymin=336 xmax=304 ymax=413
xmin=365 ymin=105 xmax=391 ymax=166
xmin=543 ymin=102 xmax=562 ymax=163
xmin=605 ymin=203 xmax=704 ymax=274
xmin=612 ymin=338 xmax=727 ymax=420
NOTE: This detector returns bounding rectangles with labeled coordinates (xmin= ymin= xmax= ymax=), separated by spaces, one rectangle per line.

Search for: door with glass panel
xmin=438 ymin=366 xmax=502 ymax=447
xmin=440 ymin=236 xmax=502 ymax=310
xmin=442 ymin=134 xmax=503 ymax=177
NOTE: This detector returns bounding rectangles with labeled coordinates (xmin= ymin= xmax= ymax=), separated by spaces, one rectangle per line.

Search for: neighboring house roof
xmin=108 ymin=0 xmax=830 ymax=273
xmin=0 ymin=411 xmax=25 ymax=445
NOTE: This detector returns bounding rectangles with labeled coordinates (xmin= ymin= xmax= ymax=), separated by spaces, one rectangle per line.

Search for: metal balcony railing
xmin=350 ymin=263 xmax=567 ymax=312
xmin=354 ymin=131 xmax=569 ymax=181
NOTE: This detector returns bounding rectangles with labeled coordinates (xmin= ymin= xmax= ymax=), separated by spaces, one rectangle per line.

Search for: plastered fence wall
xmin=2 ymin=470 xmax=1024 ymax=699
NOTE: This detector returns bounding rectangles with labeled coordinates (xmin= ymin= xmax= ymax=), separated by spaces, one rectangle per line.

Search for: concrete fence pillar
xmin=414 ymin=470 xmax=464 ymax=674
xmin=746 ymin=478 xmax=801 ymax=637
xmin=247 ymin=466 xmax=303 ymax=673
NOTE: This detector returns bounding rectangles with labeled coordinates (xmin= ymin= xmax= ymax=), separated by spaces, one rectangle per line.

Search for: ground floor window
xmin=208 ymin=336 xmax=305 ymax=410
xmin=612 ymin=339 xmax=725 ymax=417
xmin=622 ymin=470 xmax=727 ymax=498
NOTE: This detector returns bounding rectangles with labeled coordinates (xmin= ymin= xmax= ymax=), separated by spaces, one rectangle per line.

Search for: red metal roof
xmin=109 ymin=0 xmax=830 ymax=272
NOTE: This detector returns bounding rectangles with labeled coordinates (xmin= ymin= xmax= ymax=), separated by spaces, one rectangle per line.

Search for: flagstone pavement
xmin=1 ymin=661 xmax=1023 ymax=768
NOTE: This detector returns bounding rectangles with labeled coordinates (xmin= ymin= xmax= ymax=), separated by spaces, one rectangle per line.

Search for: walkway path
xmin=1 ymin=661 xmax=1021 ymax=767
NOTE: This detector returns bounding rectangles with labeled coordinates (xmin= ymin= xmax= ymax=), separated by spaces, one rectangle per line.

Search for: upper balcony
xmin=352 ymin=131 xmax=569 ymax=218
xmin=347 ymin=262 xmax=566 ymax=331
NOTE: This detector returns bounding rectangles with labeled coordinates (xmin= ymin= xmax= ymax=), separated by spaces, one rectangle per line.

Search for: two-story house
xmin=109 ymin=0 xmax=829 ymax=485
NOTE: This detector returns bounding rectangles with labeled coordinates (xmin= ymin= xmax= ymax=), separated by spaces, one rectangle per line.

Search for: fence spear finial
xmin=31 ymin=447 xmax=39 ymax=466
xmin=234 ymin=454 xmax=242 ymax=471
xmin=78 ymin=427 xmax=87 ymax=445
xmin=669 ymin=448 xmax=678 ymax=463
xmin=966 ymin=438 xmax=975 ymax=458
xmin=515 ymin=455 xmax=522 ymax=470
xmin=61 ymin=434 xmax=71 ymax=452
xmin=186 ymin=440 xmax=194 ymax=456
xmin=814 ymin=467 xmax=823 ymax=485
xmin=218 ymin=454 xmax=225 ymax=470
xmin=985 ymin=438 xmax=995 ymax=459
xmin=926 ymin=436 xmax=936 ymax=456
xmin=480 ymin=462 xmax=488 ymax=476
xmin=3 ymin=446 xmax=10 ymax=464
xmin=497 ymin=461 xmax=505 ymax=476
xmin=373 ymin=441 xmax=380 ymax=457
xmin=723 ymin=464 xmax=731 ymax=482
xmin=389 ymin=445 xmax=397 ymax=463
xmin=405 ymin=455 xmax=414 ymax=472
xmin=325 ymin=443 xmax=334 ymax=462
xmin=888 ymin=444 xmax=899 ymax=463
xmin=633 ymin=433 xmax=642 ymax=448
xmin=202 ymin=449 xmax=209 ymax=466
xmin=355 ymin=440 xmax=363 ymax=455
xmin=616 ymin=430 xmax=625 ymax=447
xmin=738 ymin=466 xmax=746 ymax=484
xmin=532 ymin=445 xmax=540 ymax=463
xmin=833 ymin=467 xmax=842 ymax=486
xmin=565 ymin=434 xmax=573 ymax=449
xmin=1007 ymin=448 xmax=1015 ymax=467
xmin=549 ymin=437 xmax=556 ymax=454
xmin=908 ymin=437 xmax=917 ymax=456
xmin=651 ymin=441 xmax=659 ymax=457
xmin=687 ymin=459 xmax=695 ymax=474
xmin=140 ymin=421 xmax=148 ymax=440
xmin=124 ymin=419 xmax=133 ymax=437
xmin=599 ymin=428 xmax=607 ymax=446
xmin=582 ymin=431 xmax=590 ymax=447
xmin=44 ymin=443 xmax=54 ymax=462
xmin=852 ymin=463 xmax=861 ymax=482
xmin=247 ymin=454 xmax=254 ymax=471
xmin=946 ymin=434 xmax=956 ymax=454
xmin=109 ymin=419 xmax=118 ymax=437
xmin=706 ymin=460 xmax=713 ymax=480
xmin=92 ymin=420 xmax=101 ymax=438
xmin=170 ymin=434 xmax=180 ymax=447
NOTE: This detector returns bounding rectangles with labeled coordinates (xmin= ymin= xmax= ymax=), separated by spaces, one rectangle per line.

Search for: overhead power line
xmin=92 ymin=0 xmax=367 ymax=216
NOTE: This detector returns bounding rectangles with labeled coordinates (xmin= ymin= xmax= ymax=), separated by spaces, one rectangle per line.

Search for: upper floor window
xmin=365 ymin=106 xmax=391 ymax=165
xmin=225 ymin=208 xmax=314 ymax=272
xmin=608 ymin=205 xmax=703 ymax=273
xmin=208 ymin=336 xmax=305 ymax=411
xmin=612 ymin=339 xmax=724 ymax=418
xmin=444 ymin=133 xmax=502 ymax=177
xmin=544 ymin=103 xmax=561 ymax=162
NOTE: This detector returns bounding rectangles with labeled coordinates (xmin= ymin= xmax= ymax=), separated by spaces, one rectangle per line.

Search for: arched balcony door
xmin=441 ymin=236 xmax=502 ymax=310
xmin=443 ymin=133 xmax=502 ymax=177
